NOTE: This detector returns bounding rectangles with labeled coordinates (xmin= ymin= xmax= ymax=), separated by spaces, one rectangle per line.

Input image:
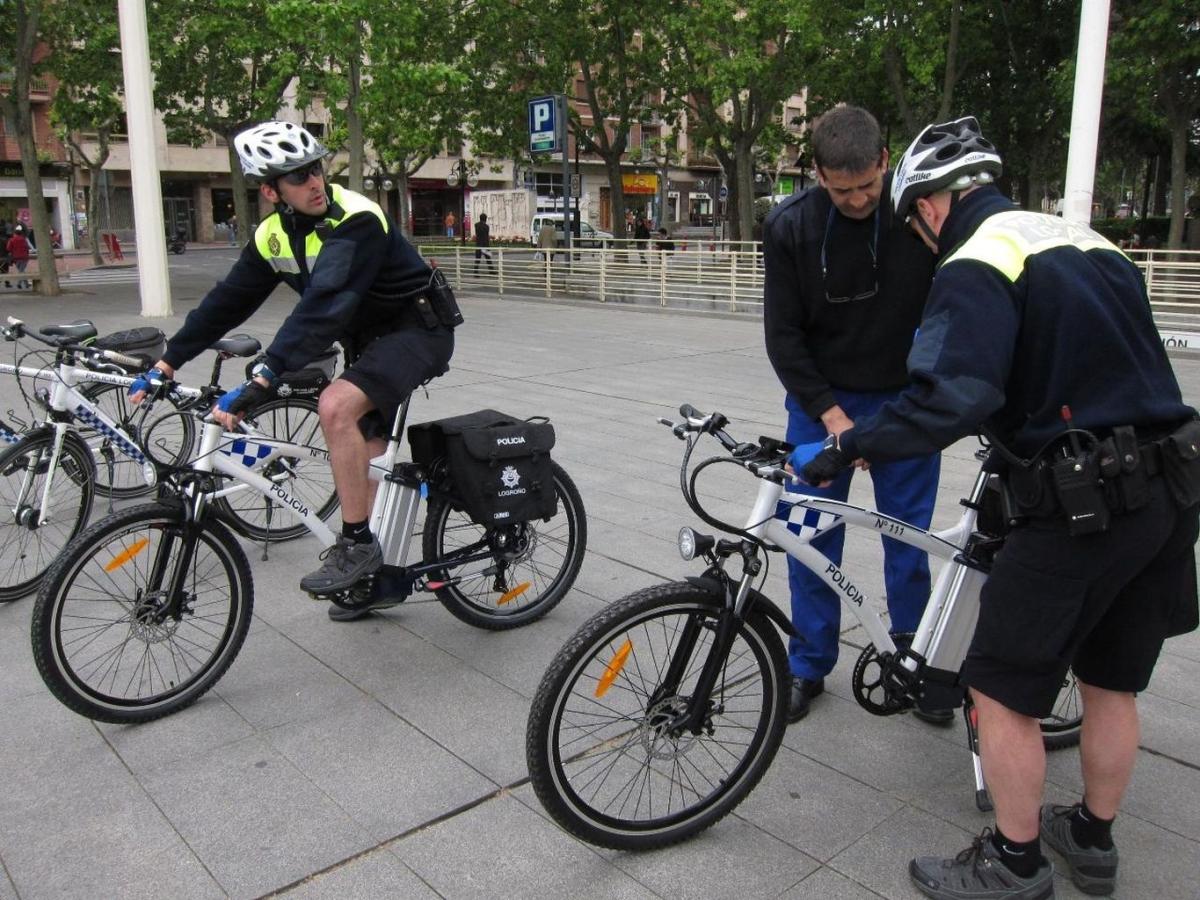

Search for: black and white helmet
xmin=234 ymin=121 xmax=328 ymax=181
xmin=890 ymin=116 xmax=1002 ymax=217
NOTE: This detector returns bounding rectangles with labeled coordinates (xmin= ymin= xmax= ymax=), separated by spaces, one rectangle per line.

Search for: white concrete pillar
xmin=117 ymin=0 xmax=172 ymax=316
xmin=1062 ymin=0 xmax=1111 ymax=224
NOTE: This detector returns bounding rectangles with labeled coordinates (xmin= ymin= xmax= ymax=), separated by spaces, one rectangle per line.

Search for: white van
xmin=529 ymin=214 xmax=614 ymax=248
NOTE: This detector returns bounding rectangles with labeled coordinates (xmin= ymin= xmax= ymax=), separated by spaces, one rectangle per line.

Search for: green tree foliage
xmin=44 ymin=0 xmax=123 ymax=265
xmin=148 ymin=0 xmax=305 ymax=242
xmin=0 ymin=0 xmax=61 ymax=294
xmin=1109 ymin=2 xmax=1199 ymax=247
xmin=659 ymin=1 xmax=834 ymax=241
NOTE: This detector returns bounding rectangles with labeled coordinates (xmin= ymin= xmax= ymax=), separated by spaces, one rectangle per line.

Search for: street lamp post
xmin=446 ymin=158 xmax=478 ymax=245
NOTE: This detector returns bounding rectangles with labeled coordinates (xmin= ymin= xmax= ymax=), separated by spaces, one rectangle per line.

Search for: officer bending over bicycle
xmin=799 ymin=117 xmax=1200 ymax=900
xmin=131 ymin=121 xmax=461 ymax=622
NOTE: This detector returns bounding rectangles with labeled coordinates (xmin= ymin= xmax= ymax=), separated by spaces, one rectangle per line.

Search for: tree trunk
xmin=398 ymin=169 xmax=413 ymax=237
xmin=1167 ymin=117 xmax=1187 ymax=249
xmin=86 ymin=163 xmax=104 ymax=266
xmin=9 ymin=1 xmax=60 ymax=295
xmin=603 ymin=155 xmax=627 ymax=244
xmin=733 ymin=141 xmax=755 ymax=246
xmin=935 ymin=0 xmax=963 ymax=121
xmin=1152 ymin=151 xmax=1167 ymax=218
xmin=228 ymin=143 xmax=254 ymax=244
xmin=1139 ymin=155 xmax=1152 ymax=227
xmin=346 ymin=21 xmax=364 ymax=192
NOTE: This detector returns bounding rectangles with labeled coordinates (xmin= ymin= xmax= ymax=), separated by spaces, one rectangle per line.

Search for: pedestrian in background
xmin=444 ymin=210 xmax=456 ymax=239
xmin=474 ymin=212 xmax=497 ymax=275
xmin=5 ymin=225 xmax=31 ymax=289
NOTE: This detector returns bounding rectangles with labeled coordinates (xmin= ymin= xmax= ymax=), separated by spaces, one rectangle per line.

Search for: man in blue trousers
xmin=762 ymin=104 xmax=945 ymax=724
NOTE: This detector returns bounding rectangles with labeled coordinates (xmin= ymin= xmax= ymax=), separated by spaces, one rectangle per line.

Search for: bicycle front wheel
xmin=422 ymin=461 xmax=586 ymax=630
xmin=80 ymin=383 xmax=195 ymax=499
xmin=214 ymin=398 xmax=338 ymax=542
xmin=31 ymin=503 xmax=253 ymax=723
xmin=526 ymin=583 xmax=789 ymax=850
xmin=0 ymin=431 xmax=95 ymax=602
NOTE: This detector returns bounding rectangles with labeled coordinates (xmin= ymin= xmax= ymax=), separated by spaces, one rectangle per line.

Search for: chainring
xmin=851 ymin=643 xmax=914 ymax=716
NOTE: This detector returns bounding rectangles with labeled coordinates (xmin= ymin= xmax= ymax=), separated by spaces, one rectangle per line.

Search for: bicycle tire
xmin=31 ymin=503 xmax=253 ymax=724
xmin=1041 ymin=669 xmax=1082 ymax=750
xmin=213 ymin=398 xmax=339 ymax=542
xmin=526 ymin=583 xmax=789 ymax=850
xmin=79 ymin=382 xmax=196 ymax=499
xmin=421 ymin=461 xmax=586 ymax=630
xmin=0 ymin=430 xmax=95 ymax=602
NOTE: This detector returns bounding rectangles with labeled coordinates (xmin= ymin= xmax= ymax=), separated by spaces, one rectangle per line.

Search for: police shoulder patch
xmin=268 ymin=233 xmax=282 ymax=256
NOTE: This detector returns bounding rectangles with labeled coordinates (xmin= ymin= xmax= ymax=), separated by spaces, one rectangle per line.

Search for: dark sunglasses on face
xmin=821 ymin=204 xmax=879 ymax=303
xmin=281 ymin=162 xmax=324 ymax=186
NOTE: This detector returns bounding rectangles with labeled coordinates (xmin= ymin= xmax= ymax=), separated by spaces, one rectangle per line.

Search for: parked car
xmin=529 ymin=214 xmax=614 ymax=248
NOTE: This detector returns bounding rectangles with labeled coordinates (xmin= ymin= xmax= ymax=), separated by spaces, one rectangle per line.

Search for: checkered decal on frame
xmin=777 ymin=494 xmax=841 ymax=539
xmin=72 ymin=406 xmax=146 ymax=463
xmin=219 ymin=439 xmax=274 ymax=468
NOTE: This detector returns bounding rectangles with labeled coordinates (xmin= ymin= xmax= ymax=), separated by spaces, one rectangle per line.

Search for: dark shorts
xmin=961 ymin=476 xmax=1199 ymax=718
xmin=339 ymin=326 xmax=454 ymax=440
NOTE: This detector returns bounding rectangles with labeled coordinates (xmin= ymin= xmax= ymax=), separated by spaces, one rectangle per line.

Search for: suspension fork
xmin=662 ymin=566 xmax=759 ymax=736
xmin=150 ymin=486 xmax=211 ymax=620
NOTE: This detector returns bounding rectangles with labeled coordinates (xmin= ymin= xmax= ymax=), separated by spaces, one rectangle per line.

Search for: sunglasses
xmin=280 ymin=162 xmax=324 ymax=186
xmin=821 ymin=205 xmax=879 ymax=303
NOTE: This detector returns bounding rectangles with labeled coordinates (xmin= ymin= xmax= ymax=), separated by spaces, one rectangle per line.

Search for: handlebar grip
xmin=679 ymin=403 xmax=701 ymax=420
xmin=102 ymin=349 xmax=143 ymax=369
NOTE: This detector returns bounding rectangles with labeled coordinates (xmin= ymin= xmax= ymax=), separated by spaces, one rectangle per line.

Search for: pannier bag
xmin=408 ymin=409 xmax=556 ymax=526
xmin=91 ymin=327 xmax=167 ymax=372
xmin=245 ymin=347 xmax=339 ymax=400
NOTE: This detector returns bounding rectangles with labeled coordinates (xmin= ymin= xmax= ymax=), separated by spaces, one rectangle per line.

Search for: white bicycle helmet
xmin=234 ymin=121 xmax=328 ymax=180
xmin=890 ymin=116 xmax=1002 ymax=217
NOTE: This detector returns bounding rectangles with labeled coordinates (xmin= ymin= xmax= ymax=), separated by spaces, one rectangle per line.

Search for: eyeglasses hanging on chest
xmin=821 ymin=206 xmax=879 ymax=303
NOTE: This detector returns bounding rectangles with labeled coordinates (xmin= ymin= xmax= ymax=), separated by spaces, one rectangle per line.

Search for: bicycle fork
xmin=140 ymin=489 xmax=209 ymax=626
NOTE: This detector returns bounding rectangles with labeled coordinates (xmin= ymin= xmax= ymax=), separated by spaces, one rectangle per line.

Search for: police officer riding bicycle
xmin=131 ymin=121 xmax=461 ymax=622
xmin=800 ymin=116 xmax=1200 ymax=900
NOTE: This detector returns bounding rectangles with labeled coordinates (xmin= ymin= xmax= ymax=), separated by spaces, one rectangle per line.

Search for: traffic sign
xmin=718 ymin=185 xmax=728 ymax=200
xmin=570 ymin=173 xmax=581 ymax=194
xmin=529 ymin=96 xmax=560 ymax=154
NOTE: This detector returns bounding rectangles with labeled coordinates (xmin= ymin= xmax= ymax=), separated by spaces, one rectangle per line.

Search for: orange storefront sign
xmin=622 ymin=173 xmax=658 ymax=195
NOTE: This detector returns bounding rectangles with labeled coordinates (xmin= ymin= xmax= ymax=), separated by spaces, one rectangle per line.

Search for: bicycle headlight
xmin=142 ymin=461 xmax=157 ymax=488
xmin=677 ymin=527 xmax=714 ymax=561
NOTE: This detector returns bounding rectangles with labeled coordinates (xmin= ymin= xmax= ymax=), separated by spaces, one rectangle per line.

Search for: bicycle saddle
xmin=40 ymin=320 xmax=98 ymax=342
xmin=210 ymin=335 xmax=262 ymax=357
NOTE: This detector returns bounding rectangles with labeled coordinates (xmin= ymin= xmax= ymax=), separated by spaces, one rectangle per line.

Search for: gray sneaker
xmin=909 ymin=829 xmax=1054 ymax=900
xmin=1040 ymin=803 xmax=1118 ymax=896
xmin=300 ymin=536 xmax=383 ymax=595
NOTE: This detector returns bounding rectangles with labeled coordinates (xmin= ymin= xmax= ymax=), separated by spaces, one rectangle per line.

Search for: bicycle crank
xmin=851 ymin=643 xmax=914 ymax=716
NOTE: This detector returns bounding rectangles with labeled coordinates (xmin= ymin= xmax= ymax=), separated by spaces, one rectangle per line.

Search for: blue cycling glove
xmin=788 ymin=439 xmax=829 ymax=477
xmin=129 ymin=366 xmax=168 ymax=399
xmin=799 ymin=434 xmax=854 ymax=485
xmin=216 ymin=379 xmax=271 ymax=418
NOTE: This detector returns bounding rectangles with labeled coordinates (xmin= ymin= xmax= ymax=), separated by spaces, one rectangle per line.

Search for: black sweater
xmin=762 ymin=177 xmax=936 ymax=419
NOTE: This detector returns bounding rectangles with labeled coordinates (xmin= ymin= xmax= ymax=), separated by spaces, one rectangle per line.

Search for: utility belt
xmin=345 ymin=269 xmax=464 ymax=359
xmin=1004 ymin=420 xmax=1200 ymax=535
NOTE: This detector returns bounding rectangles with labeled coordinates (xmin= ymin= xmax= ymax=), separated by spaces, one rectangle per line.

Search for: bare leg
xmin=317 ymin=379 xmax=377 ymax=524
xmin=972 ymin=688 xmax=1045 ymax=842
xmin=1077 ymin=681 xmax=1139 ymax=818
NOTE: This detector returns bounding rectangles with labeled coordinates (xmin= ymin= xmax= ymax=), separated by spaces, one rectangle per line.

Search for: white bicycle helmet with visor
xmin=234 ymin=121 xmax=328 ymax=182
xmin=890 ymin=116 xmax=1002 ymax=219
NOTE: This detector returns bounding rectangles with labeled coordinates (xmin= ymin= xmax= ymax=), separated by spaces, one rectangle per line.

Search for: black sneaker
xmin=326 ymin=598 xmax=403 ymax=622
xmin=300 ymin=536 xmax=383 ymax=595
xmin=909 ymin=828 xmax=1055 ymax=900
xmin=1040 ymin=803 xmax=1118 ymax=896
xmin=914 ymin=707 xmax=957 ymax=726
xmin=787 ymin=677 xmax=824 ymax=723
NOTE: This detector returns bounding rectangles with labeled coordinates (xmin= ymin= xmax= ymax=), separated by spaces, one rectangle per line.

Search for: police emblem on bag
xmin=501 ymin=466 xmax=521 ymax=489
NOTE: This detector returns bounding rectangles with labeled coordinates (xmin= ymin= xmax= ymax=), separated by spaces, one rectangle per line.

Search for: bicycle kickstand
xmin=963 ymin=698 xmax=993 ymax=812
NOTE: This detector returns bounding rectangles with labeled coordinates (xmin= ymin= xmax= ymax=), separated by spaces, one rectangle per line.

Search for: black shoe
xmin=300 ymin=535 xmax=383 ymax=594
xmin=914 ymin=707 xmax=957 ymax=726
xmin=327 ymin=598 xmax=403 ymax=622
xmin=787 ymin=676 xmax=825 ymax=723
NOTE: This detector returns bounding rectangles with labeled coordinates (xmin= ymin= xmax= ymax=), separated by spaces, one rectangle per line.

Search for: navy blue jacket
xmin=841 ymin=187 xmax=1192 ymax=461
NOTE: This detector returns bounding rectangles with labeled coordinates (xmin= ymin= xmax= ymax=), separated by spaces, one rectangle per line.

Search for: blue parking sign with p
xmin=529 ymin=96 xmax=559 ymax=154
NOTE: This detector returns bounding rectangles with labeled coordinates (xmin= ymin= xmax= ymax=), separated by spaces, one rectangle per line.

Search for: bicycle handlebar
xmin=3 ymin=317 xmax=138 ymax=369
xmin=660 ymin=403 xmax=797 ymax=485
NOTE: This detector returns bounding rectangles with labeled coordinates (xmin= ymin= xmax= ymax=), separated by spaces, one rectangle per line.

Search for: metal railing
xmin=422 ymin=244 xmax=1200 ymax=321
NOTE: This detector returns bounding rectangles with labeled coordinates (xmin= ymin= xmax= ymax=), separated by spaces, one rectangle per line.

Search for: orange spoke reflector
xmin=497 ymin=582 xmax=531 ymax=605
xmin=104 ymin=537 xmax=150 ymax=572
xmin=595 ymin=639 xmax=633 ymax=698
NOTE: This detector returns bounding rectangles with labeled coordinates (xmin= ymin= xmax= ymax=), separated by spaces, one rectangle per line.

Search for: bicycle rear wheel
xmin=214 ymin=398 xmax=338 ymax=542
xmin=1041 ymin=670 xmax=1082 ymax=750
xmin=421 ymin=461 xmax=586 ymax=630
xmin=31 ymin=503 xmax=253 ymax=723
xmin=526 ymin=582 xmax=789 ymax=850
xmin=0 ymin=431 xmax=95 ymax=602
xmin=79 ymin=383 xmax=195 ymax=499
